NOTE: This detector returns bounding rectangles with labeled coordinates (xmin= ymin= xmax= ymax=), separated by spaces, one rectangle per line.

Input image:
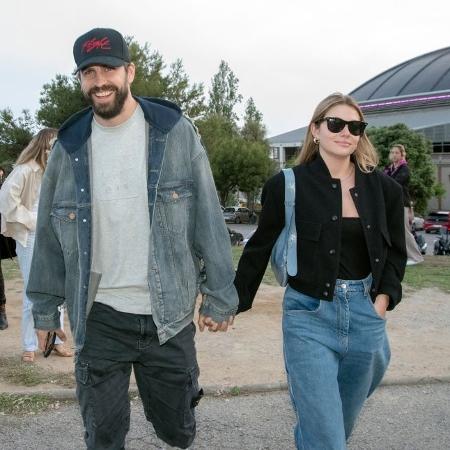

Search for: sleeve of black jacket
xmin=234 ymin=172 xmax=285 ymax=313
xmin=379 ymin=176 xmax=407 ymax=310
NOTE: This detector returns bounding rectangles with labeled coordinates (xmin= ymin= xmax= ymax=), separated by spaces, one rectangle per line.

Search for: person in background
xmin=0 ymin=166 xmax=8 ymax=330
xmin=384 ymin=144 xmax=424 ymax=265
xmin=0 ymin=129 xmax=73 ymax=362
xmin=235 ymin=92 xmax=406 ymax=450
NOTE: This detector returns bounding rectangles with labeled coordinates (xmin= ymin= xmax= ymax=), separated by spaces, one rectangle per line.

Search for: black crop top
xmin=337 ymin=217 xmax=371 ymax=280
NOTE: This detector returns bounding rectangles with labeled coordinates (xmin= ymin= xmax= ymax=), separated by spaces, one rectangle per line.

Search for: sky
xmin=2 ymin=0 xmax=450 ymax=137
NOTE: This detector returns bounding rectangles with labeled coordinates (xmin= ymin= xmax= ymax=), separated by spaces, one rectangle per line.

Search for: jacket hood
xmin=57 ymin=96 xmax=182 ymax=154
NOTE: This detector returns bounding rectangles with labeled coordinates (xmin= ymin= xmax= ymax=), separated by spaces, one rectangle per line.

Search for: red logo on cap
xmin=82 ymin=37 xmax=111 ymax=53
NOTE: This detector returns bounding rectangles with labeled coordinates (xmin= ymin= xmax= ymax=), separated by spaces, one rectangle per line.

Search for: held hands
xmin=374 ymin=294 xmax=389 ymax=319
xmin=198 ymin=314 xmax=234 ymax=332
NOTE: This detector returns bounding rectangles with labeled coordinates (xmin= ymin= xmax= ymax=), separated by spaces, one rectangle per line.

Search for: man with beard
xmin=27 ymin=28 xmax=238 ymax=449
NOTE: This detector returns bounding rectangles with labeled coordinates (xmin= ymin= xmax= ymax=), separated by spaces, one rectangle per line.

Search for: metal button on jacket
xmin=332 ymin=215 xmax=338 ymax=221
xmin=329 ymin=249 xmax=336 ymax=255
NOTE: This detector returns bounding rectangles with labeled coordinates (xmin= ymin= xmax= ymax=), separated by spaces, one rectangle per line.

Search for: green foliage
xmin=208 ymin=60 xmax=243 ymax=123
xmin=367 ymin=124 xmax=439 ymax=213
xmin=37 ymin=74 xmax=87 ymax=128
xmin=164 ymin=59 xmax=206 ymax=118
xmin=241 ymin=97 xmax=266 ymax=142
xmin=0 ymin=109 xmax=35 ymax=170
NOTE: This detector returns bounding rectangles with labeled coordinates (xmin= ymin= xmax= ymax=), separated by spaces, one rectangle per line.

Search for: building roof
xmin=350 ymin=46 xmax=450 ymax=101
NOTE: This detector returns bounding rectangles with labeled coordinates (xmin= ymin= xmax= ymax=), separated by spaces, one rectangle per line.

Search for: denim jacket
xmin=27 ymin=97 xmax=238 ymax=350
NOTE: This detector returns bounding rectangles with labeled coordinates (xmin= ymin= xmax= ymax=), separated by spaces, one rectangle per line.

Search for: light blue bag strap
xmin=282 ymin=169 xmax=297 ymax=276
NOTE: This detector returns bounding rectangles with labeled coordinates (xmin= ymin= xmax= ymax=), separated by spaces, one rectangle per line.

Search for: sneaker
xmin=0 ymin=304 xmax=8 ymax=330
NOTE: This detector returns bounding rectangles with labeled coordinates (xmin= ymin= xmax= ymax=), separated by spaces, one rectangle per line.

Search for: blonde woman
xmin=0 ymin=129 xmax=73 ymax=362
xmin=235 ymin=93 xmax=406 ymax=449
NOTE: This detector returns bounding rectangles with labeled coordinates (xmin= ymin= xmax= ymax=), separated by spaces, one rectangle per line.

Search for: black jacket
xmin=384 ymin=163 xmax=411 ymax=207
xmin=235 ymin=154 xmax=407 ymax=313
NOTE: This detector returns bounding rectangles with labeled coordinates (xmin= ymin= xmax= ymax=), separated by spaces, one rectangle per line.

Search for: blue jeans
xmin=16 ymin=234 xmax=65 ymax=351
xmin=282 ymin=275 xmax=390 ymax=450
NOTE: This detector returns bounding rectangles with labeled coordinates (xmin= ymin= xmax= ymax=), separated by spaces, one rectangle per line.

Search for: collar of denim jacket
xmin=57 ymin=96 xmax=182 ymax=154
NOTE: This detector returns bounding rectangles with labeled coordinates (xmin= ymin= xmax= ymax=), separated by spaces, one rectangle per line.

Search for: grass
xmin=0 ymin=357 xmax=75 ymax=388
xmin=232 ymin=246 xmax=450 ymax=292
xmin=403 ymin=255 xmax=450 ymax=292
xmin=0 ymin=394 xmax=70 ymax=416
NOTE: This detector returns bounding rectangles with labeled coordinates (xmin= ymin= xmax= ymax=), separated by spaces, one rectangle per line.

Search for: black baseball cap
xmin=73 ymin=28 xmax=130 ymax=72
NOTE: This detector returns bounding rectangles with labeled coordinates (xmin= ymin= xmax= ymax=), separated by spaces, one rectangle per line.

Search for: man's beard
xmin=83 ymin=84 xmax=129 ymax=119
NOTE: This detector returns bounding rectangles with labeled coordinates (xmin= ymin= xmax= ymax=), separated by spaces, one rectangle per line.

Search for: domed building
xmin=269 ymin=46 xmax=450 ymax=210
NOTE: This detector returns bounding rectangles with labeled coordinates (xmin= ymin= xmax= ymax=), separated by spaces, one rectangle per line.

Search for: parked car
xmin=223 ymin=206 xmax=256 ymax=224
xmin=411 ymin=215 xmax=424 ymax=231
xmin=228 ymin=227 xmax=244 ymax=246
xmin=424 ymin=211 xmax=450 ymax=233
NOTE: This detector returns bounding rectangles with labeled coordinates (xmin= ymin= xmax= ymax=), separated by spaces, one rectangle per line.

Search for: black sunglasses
xmin=316 ymin=117 xmax=368 ymax=136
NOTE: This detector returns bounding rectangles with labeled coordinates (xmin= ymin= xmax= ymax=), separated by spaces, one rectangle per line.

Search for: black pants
xmin=75 ymin=303 xmax=203 ymax=450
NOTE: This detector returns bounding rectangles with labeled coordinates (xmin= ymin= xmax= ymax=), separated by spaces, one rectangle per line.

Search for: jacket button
xmin=331 ymin=183 xmax=337 ymax=189
xmin=323 ymin=291 xmax=329 ymax=296
xmin=83 ymin=219 xmax=87 ymax=223
xmin=354 ymin=192 xmax=359 ymax=197
xmin=74 ymin=158 xmax=79 ymax=162
xmin=375 ymin=258 xmax=380 ymax=263
xmin=325 ymin=282 xmax=330 ymax=287
xmin=332 ymin=215 xmax=338 ymax=221
xmin=366 ymin=224 xmax=371 ymax=229
xmin=329 ymin=249 xmax=336 ymax=255
xmin=371 ymin=288 xmax=376 ymax=293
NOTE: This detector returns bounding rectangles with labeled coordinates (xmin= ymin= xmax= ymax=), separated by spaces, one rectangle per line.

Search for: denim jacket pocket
xmin=156 ymin=181 xmax=193 ymax=235
xmin=50 ymin=203 xmax=78 ymax=255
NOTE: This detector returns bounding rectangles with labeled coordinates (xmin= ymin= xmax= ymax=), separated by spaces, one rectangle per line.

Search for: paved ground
xmin=1 ymin=383 xmax=449 ymax=449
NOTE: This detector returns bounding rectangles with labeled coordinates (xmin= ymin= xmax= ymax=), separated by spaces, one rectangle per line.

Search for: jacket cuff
xmin=198 ymin=285 xmax=238 ymax=322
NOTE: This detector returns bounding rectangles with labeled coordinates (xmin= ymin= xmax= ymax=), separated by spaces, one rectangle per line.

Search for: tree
xmin=0 ymin=108 xmax=35 ymax=170
xmin=37 ymin=74 xmax=87 ymax=128
xmin=164 ymin=59 xmax=206 ymax=118
xmin=367 ymin=123 xmax=441 ymax=213
xmin=208 ymin=61 xmax=242 ymax=123
xmin=241 ymin=97 xmax=266 ymax=142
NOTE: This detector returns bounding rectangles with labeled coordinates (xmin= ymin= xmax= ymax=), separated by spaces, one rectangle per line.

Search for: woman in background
xmin=0 ymin=129 xmax=73 ymax=362
xmin=0 ymin=166 xmax=8 ymax=330
xmin=384 ymin=144 xmax=424 ymax=265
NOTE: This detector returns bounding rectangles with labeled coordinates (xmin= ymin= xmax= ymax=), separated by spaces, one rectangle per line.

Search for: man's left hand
xmin=198 ymin=314 xmax=234 ymax=332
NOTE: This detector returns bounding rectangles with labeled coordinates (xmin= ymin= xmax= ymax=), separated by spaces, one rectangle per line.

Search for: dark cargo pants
xmin=75 ymin=302 xmax=203 ymax=450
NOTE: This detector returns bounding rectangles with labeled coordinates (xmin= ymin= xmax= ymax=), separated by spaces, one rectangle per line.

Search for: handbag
xmin=270 ymin=168 xmax=297 ymax=286
xmin=0 ymin=233 xmax=16 ymax=260
xmin=0 ymin=213 xmax=16 ymax=260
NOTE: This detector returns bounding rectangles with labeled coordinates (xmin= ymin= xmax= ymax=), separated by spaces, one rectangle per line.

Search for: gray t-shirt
xmin=90 ymin=105 xmax=151 ymax=314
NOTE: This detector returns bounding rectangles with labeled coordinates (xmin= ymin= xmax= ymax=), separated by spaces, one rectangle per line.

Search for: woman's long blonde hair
xmin=16 ymin=128 xmax=58 ymax=171
xmin=295 ymin=92 xmax=378 ymax=172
